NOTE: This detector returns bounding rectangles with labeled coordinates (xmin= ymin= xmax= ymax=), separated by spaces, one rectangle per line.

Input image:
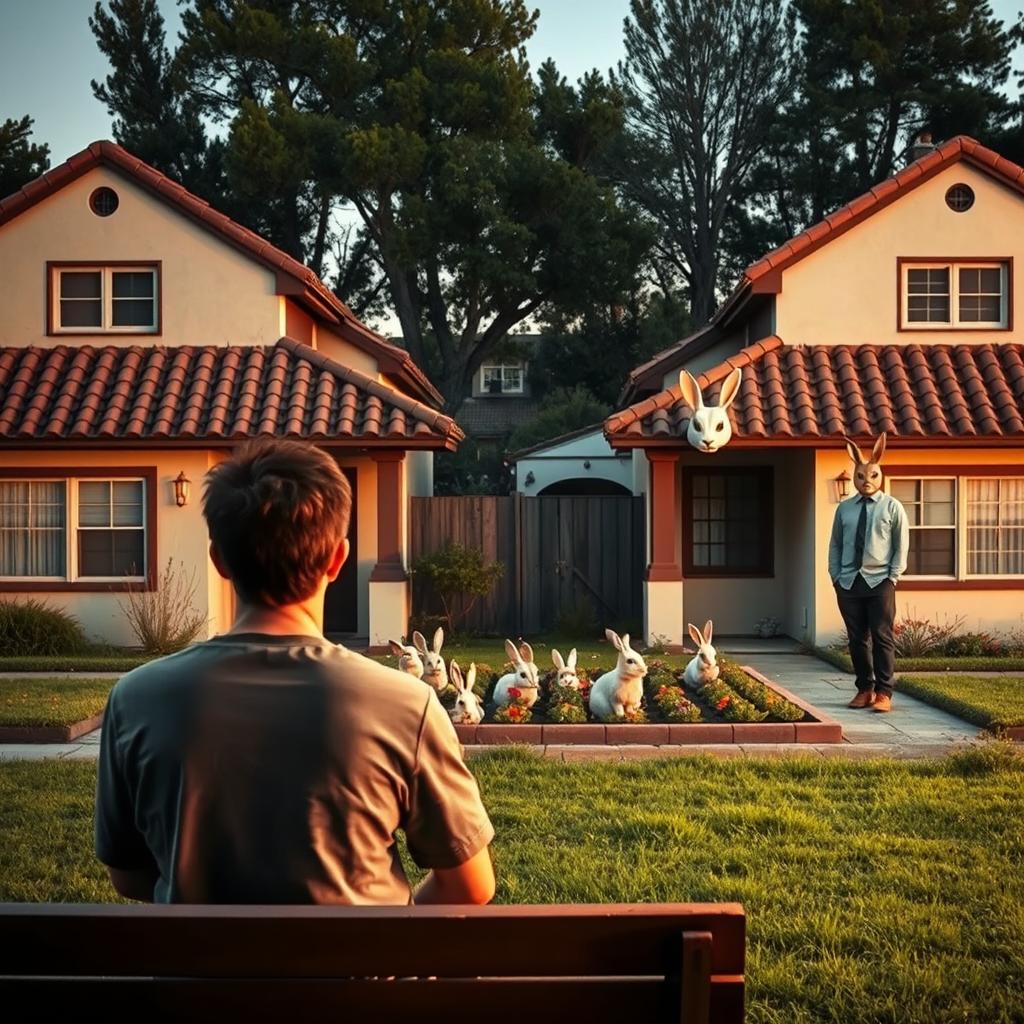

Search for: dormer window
xmin=48 ymin=263 xmax=160 ymax=334
xmin=481 ymin=364 xmax=524 ymax=394
xmin=899 ymin=259 xmax=1009 ymax=330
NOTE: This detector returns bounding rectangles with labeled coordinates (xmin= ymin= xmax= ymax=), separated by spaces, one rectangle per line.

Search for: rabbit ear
xmin=716 ymin=368 xmax=742 ymax=409
xmin=449 ymin=661 xmax=463 ymax=690
xmin=688 ymin=622 xmax=704 ymax=647
xmin=388 ymin=640 xmax=405 ymax=656
xmin=466 ymin=663 xmax=477 ymax=690
xmin=678 ymin=370 xmax=705 ymax=412
xmin=505 ymin=638 xmax=520 ymax=663
xmin=703 ymin=620 xmax=713 ymax=644
xmin=552 ymin=649 xmax=565 ymax=671
xmin=621 ymin=633 xmax=630 ymax=650
xmin=519 ymin=640 xmax=534 ymax=663
xmin=843 ymin=436 xmax=865 ymax=466
xmin=871 ymin=432 xmax=887 ymax=464
xmin=605 ymin=628 xmax=623 ymax=651
xmin=432 ymin=627 xmax=444 ymax=653
xmin=568 ymin=648 xmax=578 ymax=669
xmin=412 ymin=631 xmax=428 ymax=655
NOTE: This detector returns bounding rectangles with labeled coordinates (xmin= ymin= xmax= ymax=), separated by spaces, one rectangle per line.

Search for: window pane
xmin=958 ymin=267 xmax=980 ymax=292
xmin=60 ymin=300 xmax=102 ymax=327
xmin=890 ymin=480 xmax=919 ymax=503
xmin=0 ymin=481 xmax=67 ymax=577
xmin=907 ymin=530 xmax=955 ymax=575
xmin=979 ymin=268 xmax=1002 ymax=292
xmin=60 ymin=272 xmax=101 ymax=298
xmin=112 ymin=272 xmax=154 ymax=298
xmin=78 ymin=481 xmax=111 ymax=527
xmin=79 ymin=529 xmax=144 ymax=577
xmin=112 ymin=298 xmax=156 ymax=327
xmin=0 ymin=481 xmax=29 ymax=527
xmin=688 ymin=471 xmax=769 ymax=572
xmin=112 ymin=481 xmax=144 ymax=527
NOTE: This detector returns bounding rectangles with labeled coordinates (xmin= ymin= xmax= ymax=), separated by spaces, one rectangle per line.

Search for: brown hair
xmin=203 ymin=439 xmax=351 ymax=606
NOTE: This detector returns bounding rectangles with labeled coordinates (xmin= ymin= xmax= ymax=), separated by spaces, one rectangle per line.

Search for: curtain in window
xmin=0 ymin=481 xmax=66 ymax=576
xmin=968 ymin=478 xmax=1024 ymax=575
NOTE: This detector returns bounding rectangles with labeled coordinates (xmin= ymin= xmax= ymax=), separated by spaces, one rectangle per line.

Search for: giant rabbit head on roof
xmin=678 ymin=368 xmax=743 ymax=453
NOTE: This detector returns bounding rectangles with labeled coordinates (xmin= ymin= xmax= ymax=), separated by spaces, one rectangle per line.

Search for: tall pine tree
xmin=0 ymin=116 xmax=50 ymax=198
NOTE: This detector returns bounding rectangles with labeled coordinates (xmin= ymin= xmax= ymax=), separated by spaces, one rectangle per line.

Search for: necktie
xmin=853 ymin=496 xmax=870 ymax=568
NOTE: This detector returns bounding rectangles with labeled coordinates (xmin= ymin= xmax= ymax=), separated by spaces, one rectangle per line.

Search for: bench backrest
xmin=0 ymin=901 xmax=745 ymax=1023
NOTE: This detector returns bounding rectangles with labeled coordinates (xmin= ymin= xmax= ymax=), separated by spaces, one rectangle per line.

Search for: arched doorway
xmin=538 ymin=478 xmax=632 ymax=496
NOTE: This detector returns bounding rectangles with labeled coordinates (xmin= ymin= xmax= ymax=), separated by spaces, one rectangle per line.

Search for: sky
xmin=0 ymin=0 xmax=636 ymax=163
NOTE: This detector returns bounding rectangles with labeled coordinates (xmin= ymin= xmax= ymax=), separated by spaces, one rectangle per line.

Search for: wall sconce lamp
xmin=583 ymin=460 xmax=591 ymax=470
xmin=834 ymin=470 xmax=851 ymax=502
xmin=173 ymin=471 xmax=192 ymax=507
xmin=524 ymin=470 xmax=535 ymax=486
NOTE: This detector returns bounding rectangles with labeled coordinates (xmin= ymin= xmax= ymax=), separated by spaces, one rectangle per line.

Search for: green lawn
xmin=2 ymin=747 xmax=1022 ymax=1023
xmin=0 ymin=677 xmax=116 ymax=728
xmin=899 ymin=675 xmax=1024 ymax=730
xmin=815 ymin=646 xmax=1024 ymax=674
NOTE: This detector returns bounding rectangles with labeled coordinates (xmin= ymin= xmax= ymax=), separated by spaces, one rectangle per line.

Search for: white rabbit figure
xmin=683 ymin=620 xmax=720 ymax=689
xmin=448 ymin=661 xmax=484 ymax=725
xmin=412 ymin=628 xmax=448 ymax=692
xmin=493 ymin=639 xmax=540 ymax=709
xmin=388 ymin=638 xmax=424 ymax=680
xmin=678 ymin=367 xmax=743 ymax=453
xmin=551 ymin=648 xmax=580 ymax=689
xmin=588 ymin=629 xmax=647 ymax=719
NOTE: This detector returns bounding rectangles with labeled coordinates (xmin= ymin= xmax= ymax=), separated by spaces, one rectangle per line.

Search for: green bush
xmin=651 ymin=684 xmax=702 ymax=723
xmin=0 ymin=599 xmax=89 ymax=656
xmin=546 ymin=683 xmax=588 ymax=724
xmin=694 ymin=676 xmax=768 ymax=723
xmin=412 ymin=542 xmax=504 ymax=634
xmin=719 ymin=662 xmax=804 ymax=722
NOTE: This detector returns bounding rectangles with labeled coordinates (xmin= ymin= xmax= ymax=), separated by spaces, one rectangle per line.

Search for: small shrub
xmin=412 ymin=542 xmax=504 ymax=634
xmin=719 ymin=663 xmax=804 ymax=722
xmin=892 ymin=611 xmax=966 ymax=657
xmin=652 ymin=684 xmax=702 ymax=722
xmin=491 ymin=687 xmax=534 ymax=724
xmin=546 ymin=683 xmax=588 ymax=724
xmin=556 ymin=600 xmax=599 ymax=637
xmin=0 ymin=598 xmax=89 ymax=656
xmin=753 ymin=616 xmax=781 ymax=638
xmin=599 ymin=705 xmax=648 ymax=724
xmin=118 ymin=558 xmax=208 ymax=656
xmin=942 ymin=632 xmax=1004 ymax=657
xmin=695 ymin=676 xmax=768 ymax=723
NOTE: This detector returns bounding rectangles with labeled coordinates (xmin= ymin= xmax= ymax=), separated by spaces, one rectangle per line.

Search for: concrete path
xmin=0 ymin=650 xmax=992 ymax=763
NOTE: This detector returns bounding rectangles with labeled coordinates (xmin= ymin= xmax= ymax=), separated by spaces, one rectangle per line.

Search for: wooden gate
xmin=410 ymin=494 xmax=644 ymax=636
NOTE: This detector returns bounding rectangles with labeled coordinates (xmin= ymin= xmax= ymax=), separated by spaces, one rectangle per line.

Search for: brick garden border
xmin=0 ymin=710 xmax=105 ymax=744
xmin=454 ymin=665 xmax=842 ymax=745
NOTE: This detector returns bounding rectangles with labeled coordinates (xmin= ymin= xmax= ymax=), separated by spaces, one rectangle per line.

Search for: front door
xmin=324 ymin=467 xmax=358 ymax=635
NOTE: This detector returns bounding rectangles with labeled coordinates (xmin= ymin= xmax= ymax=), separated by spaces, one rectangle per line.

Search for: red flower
xmin=716 ymin=696 xmax=731 ymax=710
xmin=508 ymin=705 xmax=522 ymax=719
xmin=508 ymin=687 xmax=522 ymax=699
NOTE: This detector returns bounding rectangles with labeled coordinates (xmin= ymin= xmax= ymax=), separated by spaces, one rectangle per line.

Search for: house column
xmin=644 ymin=450 xmax=685 ymax=649
xmin=368 ymin=451 xmax=409 ymax=649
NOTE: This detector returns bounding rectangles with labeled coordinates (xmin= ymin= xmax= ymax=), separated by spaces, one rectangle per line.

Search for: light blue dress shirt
xmin=828 ymin=491 xmax=910 ymax=589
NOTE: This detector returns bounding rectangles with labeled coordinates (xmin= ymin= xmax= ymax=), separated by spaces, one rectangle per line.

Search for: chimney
xmin=907 ymin=131 xmax=935 ymax=165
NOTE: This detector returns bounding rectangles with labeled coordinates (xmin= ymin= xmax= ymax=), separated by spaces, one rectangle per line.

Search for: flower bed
xmin=444 ymin=659 xmax=841 ymax=745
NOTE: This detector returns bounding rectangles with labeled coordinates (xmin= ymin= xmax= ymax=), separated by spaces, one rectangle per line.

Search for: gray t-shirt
xmin=95 ymin=634 xmax=494 ymax=904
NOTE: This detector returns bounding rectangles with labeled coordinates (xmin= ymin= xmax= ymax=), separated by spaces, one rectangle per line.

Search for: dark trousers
xmin=834 ymin=574 xmax=897 ymax=697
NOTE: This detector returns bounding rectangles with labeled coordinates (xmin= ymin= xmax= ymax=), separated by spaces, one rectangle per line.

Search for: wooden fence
xmin=409 ymin=494 xmax=645 ymax=636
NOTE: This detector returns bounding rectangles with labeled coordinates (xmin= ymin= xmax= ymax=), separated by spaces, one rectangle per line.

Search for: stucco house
xmin=511 ymin=423 xmax=636 ymax=495
xmin=0 ymin=141 xmax=462 ymax=649
xmin=606 ymin=135 xmax=1024 ymax=649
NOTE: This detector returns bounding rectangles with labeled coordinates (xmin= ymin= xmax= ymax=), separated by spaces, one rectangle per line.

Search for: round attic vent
xmin=944 ymin=183 xmax=974 ymax=213
xmin=89 ymin=187 xmax=119 ymax=217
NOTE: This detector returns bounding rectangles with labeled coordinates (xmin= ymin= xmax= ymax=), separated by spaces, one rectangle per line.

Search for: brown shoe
xmin=871 ymin=694 xmax=893 ymax=713
xmin=848 ymin=690 xmax=875 ymax=709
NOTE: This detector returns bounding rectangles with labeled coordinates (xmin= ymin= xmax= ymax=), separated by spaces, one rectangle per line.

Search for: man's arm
xmin=889 ymin=499 xmax=910 ymax=582
xmin=108 ymin=860 xmax=160 ymax=902
xmin=413 ymin=846 xmax=495 ymax=905
xmin=828 ymin=505 xmax=843 ymax=582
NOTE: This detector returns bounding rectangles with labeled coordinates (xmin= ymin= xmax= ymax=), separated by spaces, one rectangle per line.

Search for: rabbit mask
xmin=844 ymin=434 xmax=887 ymax=497
xmin=606 ymin=628 xmax=647 ymax=679
xmin=688 ymin=620 xmax=717 ymax=667
xmin=551 ymin=648 xmax=579 ymax=688
xmin=678 ymin=367 xmax=742 ymax=453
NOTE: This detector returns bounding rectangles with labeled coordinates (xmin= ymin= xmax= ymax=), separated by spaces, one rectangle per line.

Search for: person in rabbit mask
xmin=828 ymin=433 xmax=909 ymax=712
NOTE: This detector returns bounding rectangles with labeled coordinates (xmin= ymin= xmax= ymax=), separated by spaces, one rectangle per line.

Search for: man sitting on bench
xmin=95 ymin=439 xmax=495 ymax=906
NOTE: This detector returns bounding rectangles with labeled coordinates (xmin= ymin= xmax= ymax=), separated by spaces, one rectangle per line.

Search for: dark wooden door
xmin=324 ymin=467 xmax=358 ymax=635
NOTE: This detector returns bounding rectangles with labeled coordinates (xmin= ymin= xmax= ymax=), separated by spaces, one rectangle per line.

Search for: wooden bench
xmin=0 ymin=902 xmax=745 ymax=1022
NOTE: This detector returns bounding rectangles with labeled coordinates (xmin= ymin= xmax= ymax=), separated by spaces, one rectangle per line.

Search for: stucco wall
xmin=812 ymin=447 xmax=1024 ymax=645
xmin=515 ymin=429 xmax=633 ymax=495
xmin=776 ymin=163 xmax=1022 ymax=346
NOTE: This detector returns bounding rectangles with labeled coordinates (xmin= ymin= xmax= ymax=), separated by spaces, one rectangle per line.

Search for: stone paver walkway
xmin=0 ymin=650 xmax=994 ymax=763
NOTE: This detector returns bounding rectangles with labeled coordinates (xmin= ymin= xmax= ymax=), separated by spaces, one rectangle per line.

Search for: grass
xmin=0 ymin=656 xmax=150 ymax=673
xmin=898 ymin=675 xmax=1024 ymax=730
xmin=2 ymin=747 xmax=1023 ymax=1022
xmin=815 ymin=646 xmax=1024 ymax=674
xmin=0 ymin=678 xmax=116 ymax=728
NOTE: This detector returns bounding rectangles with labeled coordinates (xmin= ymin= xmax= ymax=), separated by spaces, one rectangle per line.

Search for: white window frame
xmin=965 ymin=477 xmax=1024 ymax=580
xmin=900 ymin=261 xmax=1009 ymax=330
xmin=480 ymin=363 xmax=525 ymax=394
xmin=887 ymin=475 xmax=1024 ymax=581
xmin=0 ymin=477 xmax=147 ymax=583
xmin=51 ymin=265 xmax=159 ymax=334
xmin=888 ymin=476 xmax=958 ymax=580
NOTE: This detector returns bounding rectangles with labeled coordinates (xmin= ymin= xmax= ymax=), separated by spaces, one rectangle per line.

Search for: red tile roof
xmin=0 ymin=140 xmax=442 ymax=408
xmin=0 ymin=338 xmax=463 ymax=449
xmin=605 ymin=338 xmax=1024 ymax=444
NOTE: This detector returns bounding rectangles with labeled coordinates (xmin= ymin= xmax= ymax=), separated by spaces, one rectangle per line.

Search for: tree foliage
xmin=412 ymin=542 xmax=505 ymax=634
xmin=507 ymin=385 xmax=611 ymax=454
xmin=0 ymin=116 xmax=50 ymax=199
